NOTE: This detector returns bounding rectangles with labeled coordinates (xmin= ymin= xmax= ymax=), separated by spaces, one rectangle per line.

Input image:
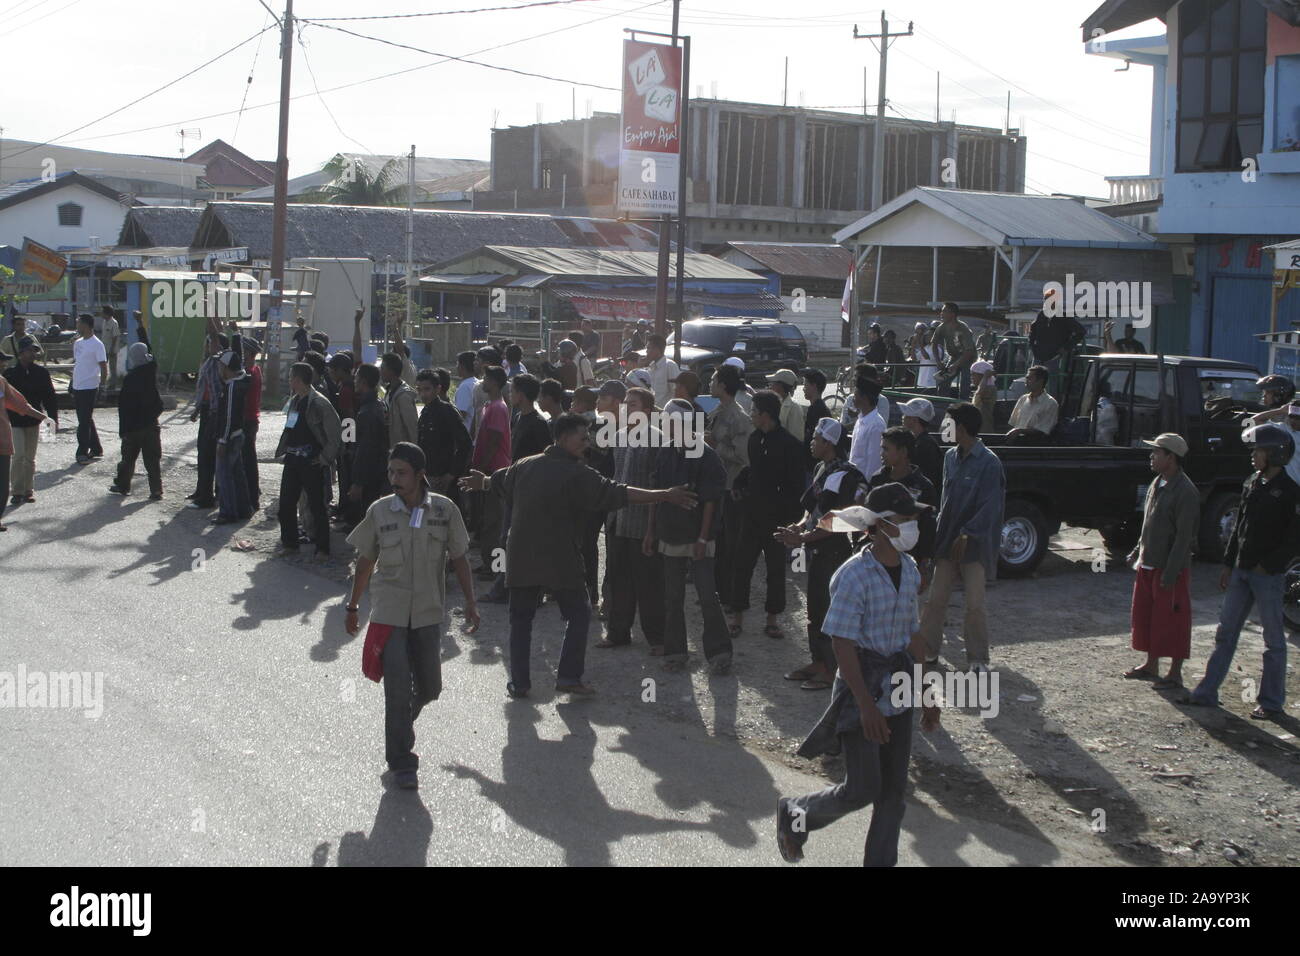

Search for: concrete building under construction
xmin=476 ymin=98 xmax=1027 ymax=248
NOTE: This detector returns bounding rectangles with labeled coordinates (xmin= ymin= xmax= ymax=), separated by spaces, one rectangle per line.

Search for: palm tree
xmin=299 ymin=154 xmax=418 ymax=206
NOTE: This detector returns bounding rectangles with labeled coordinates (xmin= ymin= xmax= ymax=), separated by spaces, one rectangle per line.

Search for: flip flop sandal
xmin=1152 ymin=679 xmax=1183 ymax=690
xmin=785 ymin=666 xmax=820 ymax=681
xmin=799 ymin=678 xmax=833 ymax=691
xmin=1249 ymin=706 xmax=1282 ymax=721
xmin=1123 ymin=668 xmax=1158 ymax=681
xmin=764 ymin=625 xmax=785 ymax=640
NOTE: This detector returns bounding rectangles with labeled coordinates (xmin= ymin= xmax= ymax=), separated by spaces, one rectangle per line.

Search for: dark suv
xmin=638 ymin=317 xmax=808 ymax=385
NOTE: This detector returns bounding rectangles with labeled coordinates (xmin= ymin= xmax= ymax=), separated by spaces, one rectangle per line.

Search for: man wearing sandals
xmin=775 ymin=484 xmax=940 ymax=866
xmin=1185 ymin=425 xmax=1296 ymax=720
xmin=1123 ymin=433 xmax=1198 ymax=690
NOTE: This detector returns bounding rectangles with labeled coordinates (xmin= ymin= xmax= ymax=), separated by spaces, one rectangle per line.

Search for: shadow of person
xmin=227 ymin=548 xmax=342 ymax=632
xmin=1171 ymin=700 xmax=1300 ymax=787
xmin=443 ymin=701 xmax=718 ymax=866
xmin=334 ymin=785 xmax=433 ymax=867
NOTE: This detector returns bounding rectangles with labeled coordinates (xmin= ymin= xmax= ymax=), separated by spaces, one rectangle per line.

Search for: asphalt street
xmin=0 ymin=404 xmax=1113 ymax=866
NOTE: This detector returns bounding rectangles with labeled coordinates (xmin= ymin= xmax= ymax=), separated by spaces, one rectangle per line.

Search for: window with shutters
xmin=57 ymin=202 xmax=83 ymax=227
xmin=1175 ymin=0 xmax=1266 ymax=172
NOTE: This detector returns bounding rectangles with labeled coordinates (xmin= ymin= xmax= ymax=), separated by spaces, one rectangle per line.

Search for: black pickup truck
xmin=969 ymin=353 xmax=1263 ymax=578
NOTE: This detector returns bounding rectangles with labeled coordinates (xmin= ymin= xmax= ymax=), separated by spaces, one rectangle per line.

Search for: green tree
xmin=300 ymin=155 xmax=416 ymax=206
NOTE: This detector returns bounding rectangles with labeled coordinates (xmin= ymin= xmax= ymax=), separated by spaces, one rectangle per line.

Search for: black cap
xmin=17 ymin=336 xmax=41 ymax=354
xmin=327 ymin=353 xmax=353 ymax=371
xmin=863 ymin=482 xmax=931 ymax=518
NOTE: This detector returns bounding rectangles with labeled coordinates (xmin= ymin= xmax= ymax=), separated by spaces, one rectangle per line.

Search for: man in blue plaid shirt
xmin=776 ymin=483 xmax=940 ymax=866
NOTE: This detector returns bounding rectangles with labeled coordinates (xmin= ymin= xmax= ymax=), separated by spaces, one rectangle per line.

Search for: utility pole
xmin=266 ymin=0 xmax=293 ymax=399
xmin=852 ymin=13 xmax=911 ymax=359
xmin=854 ymin=13 xmax=912 ymax=212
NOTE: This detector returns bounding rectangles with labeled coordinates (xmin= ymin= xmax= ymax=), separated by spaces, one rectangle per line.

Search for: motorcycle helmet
xmin=1243 ymin=422 xmax=1296 ymax=467
xmin=1255 ymin=374 xmax=1295 ymax=408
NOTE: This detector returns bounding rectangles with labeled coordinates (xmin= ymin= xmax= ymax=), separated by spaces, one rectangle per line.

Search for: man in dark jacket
xmin=731 ymin=389 xmax=807 ymax=638
xmin=213 ymin=340 xmax=252 ymax=524
xmin=416 ymin=367 xmax=470 ymax=508
xmin=1187 ymin=425 xmax=1297 ymax=719
xmin=648 ymin=398 xmax=732 ymax=673
xmin=801 ymin=368 xmax=832 ymax=472
xmin=899 ymin=397 xmax=943 ymax=499
xmin=350 ymin=363 xmax=390 ymax=522
xmin=5 ymin=336 xmax=58 ymax=505
xmin=109 ymin=342 xmax=164 ymax=499
xmin=276 ymin=362 xmax=343 ymax=556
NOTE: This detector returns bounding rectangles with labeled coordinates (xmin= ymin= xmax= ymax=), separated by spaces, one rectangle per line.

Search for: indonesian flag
xmin=840 ymin=263 xmax=854 ymax=323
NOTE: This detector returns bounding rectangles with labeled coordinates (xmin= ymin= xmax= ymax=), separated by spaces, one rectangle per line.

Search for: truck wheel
xmin=999 ymin=499 xmax=1049 ymax=577
xmin=1197 ymin=492 xmax=1238 ymax=562
xmin=1284 ymin=556 xmax=1300 ymax=635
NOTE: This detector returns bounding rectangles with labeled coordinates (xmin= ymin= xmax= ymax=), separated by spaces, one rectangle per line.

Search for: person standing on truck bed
xmin=918 ymin=403 xmax=1004 ymax=673
xmin=1247 ymin=374 xmax=1296 ymax=427
xmin=931 ymin=303 xmax=977 ymax=397
xmin=1005 ymin=365 xmax=1059 ymax=445
xmin=1028 ymin=292 xmax=1086 ymax=373
xmin=1185 ymin=424 xmax=1296 ymax=720
xmin=1104 ymin=320 xmax=1146 ymax=354
xmin=1123 ymin=433 xmax=1198 ymax=690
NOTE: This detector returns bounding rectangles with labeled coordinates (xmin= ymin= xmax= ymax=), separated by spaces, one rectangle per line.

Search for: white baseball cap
xmin=813 ymin=417 xmax=842 ymax=445
xmin=970 ymin=360 xmax=994 ymax=375
xmin=899 ymin=397 xmax=935 ymax=422
xmin=625 ymin=368 xmax=653 ymax=389
xmin=722 ymin=356 xmax=745 ymax=371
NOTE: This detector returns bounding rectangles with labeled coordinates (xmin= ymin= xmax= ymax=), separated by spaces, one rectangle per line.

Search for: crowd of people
xmin=0 ymin=306 xmax=1293 ymax=868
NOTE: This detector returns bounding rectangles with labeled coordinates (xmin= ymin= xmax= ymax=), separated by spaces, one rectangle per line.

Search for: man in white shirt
xmin=1006 ymin=364 xmax=1059 ymax=445
xmin=1285 ymin=405 xmax=1300 ymax=489
xmin=847 ymin=376 xmax=886 ymax=480
xmin=840 ymin=366 xmax=890 ymax=431
xmin=722 ymin=355 xmax=754 ymax=414
xmin=766 ymin=368 xmax=806 ymax=442
xmin=99 ymin=306 xmax=122 ymax=389
xmin=645 ymin=333 xmax=679 ymax=408
xmin=71 ymin=313 xmax=108 ymax=463
xmin=453 ymin=350 xmax=479 ymax=430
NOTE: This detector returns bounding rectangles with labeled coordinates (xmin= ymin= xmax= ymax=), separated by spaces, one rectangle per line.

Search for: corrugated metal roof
xmin=437 ymin=245 xmax=765 ymax=280
xmin=551 ymin=286 xmax=784 ymax=311
xmin=834 ymin=186 xmax=1161 ymax=250
xmin=722 ymin=242 xmax=851 ymax=280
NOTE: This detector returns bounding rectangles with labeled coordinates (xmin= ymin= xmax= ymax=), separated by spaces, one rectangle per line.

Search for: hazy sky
xmin=1 ymin=0 xmax=1167 ymax=197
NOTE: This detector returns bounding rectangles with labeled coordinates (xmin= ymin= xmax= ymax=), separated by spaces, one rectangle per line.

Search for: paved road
xmin=0 ymin=406 xmax=1111 ymax=866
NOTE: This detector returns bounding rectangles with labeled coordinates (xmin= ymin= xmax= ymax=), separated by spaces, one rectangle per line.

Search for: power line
xmin=0 ymin=0 xmax=83 ymax=38
xmin=233 ymin=10 xmax=275 ymax=147
xmin=306 ymin=0 xmax=609 ymax=21
xmin=3 ymin=25 xmax=276 ymax=162
xmin=63 ymin=0 xmax=666 ymax=148
xmin=294 ymin=23 xmax=375 ymax=155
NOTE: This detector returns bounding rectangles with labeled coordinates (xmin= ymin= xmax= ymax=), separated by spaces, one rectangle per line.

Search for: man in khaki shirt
xmin=345 ymin=442 xmax=480 ymax=790
xmin=706 ymin=363 xmax=753 ymax=609
xmin=1006 ymin=364 xmax=1058 ymax=444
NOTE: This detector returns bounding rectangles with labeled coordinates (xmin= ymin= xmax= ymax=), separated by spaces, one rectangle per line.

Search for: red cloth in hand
xmin=362 ymin=622 xmax=394 ymax=682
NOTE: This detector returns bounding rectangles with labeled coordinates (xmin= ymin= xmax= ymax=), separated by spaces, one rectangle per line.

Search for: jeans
xmin=920 ymin=558 xmax=990 ymax=664
xmin=193 ymin=407 xmax=216 ymax=503
xmin=605 ymin=535 xmax=665 ymax=646
xmin=1191 ymin=568 xmax=1287 ymax=712
xmin=10 ymin=424 xmax=38 ymax=497
xmin=383 ymin=624 xmax=443 ymax=772
xmin=115 ymin=426 xmax=162 ymax=495
xmin=662 ymin=552 xmax=731 ymax=662
xmin=785 ymin=710 xmax=914 ymax=867
xmin=279 ymin=454 xmax=329 ymax=553
xmin=215 ymin=441 xmax=251 ymax=519
xmin=242 ymin=419 xmax=260 ymax=506
xmin=508 ymin=586 xmax=590 ymax=691
xmin=807 ymin=543 xmax=851 ymax=672
xmin=73 ymin=388 xmax=102 ymax=458
xmin=732 ymin=515 xmax=787 ymax=615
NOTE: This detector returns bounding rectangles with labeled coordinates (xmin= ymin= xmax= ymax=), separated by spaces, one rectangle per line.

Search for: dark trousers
xmin=479 ymin=491 xmax=503 ymax=570
xmin=787 ymin=710 xmax=914 ymax=866
xmin=581 ymin=510 xmax=605 ymax=605
xmin=0 ymin=454 xmax=9 ymax=520
xmin=193 ymin=407 xmax=216 ymax=503
xmin=242 ymin=419 xmax=260 ymax=506
xmin=733 ymin=514 xmax=788 ymax=614
xmin=383 ymin=624 xmax=443 ymax=772
xmin=115 ymin=426 xmax=162 ymax=495
xmin=216 ymin=441 xmax=251 ymax=519
xmin=72 ymin=388 xmax=102 ymax=458
xmin=715 ymin=494 xmax=741 ymax=608
xmin=807 ymin=544 xmax=850 ymax=672
xmin=606 ymin=535 xmax=665 ymax=647
xmin=279 ymin=454 xmax=330 ymax=553
xmin=335 ymin=447 xmax=354 ymax=516
xmin=663 ymin=552 xmax=731 ymax=662
xmin=508 ymin=586 xmax=590 ymax=691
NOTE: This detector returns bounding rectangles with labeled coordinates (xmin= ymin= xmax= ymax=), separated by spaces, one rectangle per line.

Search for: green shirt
xmin=348 ymin=491 xmax=469 ymax=628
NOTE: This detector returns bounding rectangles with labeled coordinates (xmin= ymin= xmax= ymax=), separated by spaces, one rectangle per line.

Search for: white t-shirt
xmin=454 ymin=376 xmax=477 ymax=424
xmin=915 ymin=346 xmax=938 ymax=389
xmin=73 ymin=335 xmax=107 ymax=390
xmin=647 ymin=356 xmax=679 ymax=408
xmin=848 ymin=406 xmax=886 ymax=479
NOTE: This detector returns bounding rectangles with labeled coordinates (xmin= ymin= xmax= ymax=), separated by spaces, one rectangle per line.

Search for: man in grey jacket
xmin=276 ymin=362 xmax=342 ymax=557
xmin=381 ymin=352 xmax=420 ymax=448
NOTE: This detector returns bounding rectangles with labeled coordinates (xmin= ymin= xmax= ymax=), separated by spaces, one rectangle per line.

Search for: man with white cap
xmin=776 ymin=482 xmax=939 ymax=866
xmin=969 ymin=359 xmax=997 ymax=427
xmin=777 ymin=416 xmax=867 ymax=690
xmin=722 ymin=355 xmax=753 ymax=413
xmin=765 ymin=368 xmax=806 ymax=448
xmin=899 ymin=397 xmax=942 ymax=495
